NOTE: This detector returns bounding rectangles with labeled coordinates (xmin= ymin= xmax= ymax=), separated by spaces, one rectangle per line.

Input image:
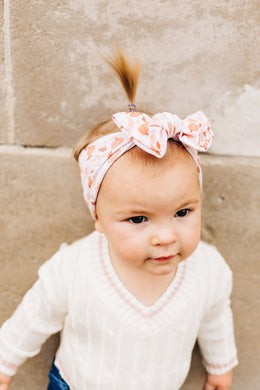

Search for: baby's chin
xmin=146 ymin=259 xmax=180 ymax=277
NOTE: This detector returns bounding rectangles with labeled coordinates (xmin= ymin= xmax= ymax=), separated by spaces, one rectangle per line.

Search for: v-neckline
xmin=93 ymin=233 xmax=192 ymax=330
xmin=101 ymin=234 xmax=186 ymax=311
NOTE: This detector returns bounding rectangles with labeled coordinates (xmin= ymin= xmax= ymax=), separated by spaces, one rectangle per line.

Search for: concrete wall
xmin=0 ymin=1 xmax=259 ymax=389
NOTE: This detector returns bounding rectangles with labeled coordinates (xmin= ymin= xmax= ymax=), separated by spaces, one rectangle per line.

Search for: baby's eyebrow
xmin=115 ymin=208 xmax=148 ymax=216
xmin=177 ymin=199 xmax=200 ymax=209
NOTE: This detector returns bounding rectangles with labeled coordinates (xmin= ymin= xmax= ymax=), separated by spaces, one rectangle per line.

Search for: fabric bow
xmin=79 ymin=111 xmax=213 ymax=218
xmin=112 ymin=111 xmax=213 ymax=157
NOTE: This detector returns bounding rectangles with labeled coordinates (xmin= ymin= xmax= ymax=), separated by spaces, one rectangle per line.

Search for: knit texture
xmin=0 ymin=231 xmax=238 ymax=389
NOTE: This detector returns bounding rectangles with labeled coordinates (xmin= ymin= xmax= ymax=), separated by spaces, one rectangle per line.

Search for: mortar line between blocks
xmin=4 ymin=0 xmax=15 ymax=144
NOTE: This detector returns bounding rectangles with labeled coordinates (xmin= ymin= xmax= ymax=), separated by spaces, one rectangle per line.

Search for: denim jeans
xmin=47 ymin=360 xmax=70 ymax=390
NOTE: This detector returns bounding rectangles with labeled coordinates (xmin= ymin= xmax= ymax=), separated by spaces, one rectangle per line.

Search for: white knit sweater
xmin=0 ymin=231 xmax=238 ymax=389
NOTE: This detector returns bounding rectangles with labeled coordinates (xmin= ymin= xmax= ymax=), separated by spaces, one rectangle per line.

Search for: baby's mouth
xmin=151 ymin=255 xmax=175 ymax=262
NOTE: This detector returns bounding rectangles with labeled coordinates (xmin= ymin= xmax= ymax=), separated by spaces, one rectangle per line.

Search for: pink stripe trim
xmin=99 ymin=236 xmax=145 ymax=318
xmin=203 ymin=356 xmax=238 ymax=370
xmin=0 ymin=355 xmax=18 ymax=371
xmin=148 ymin=262 xmax=186 ymax=318
xmin=56 ymin=354 xmax=74 ymax=390
xmin=99 ymin=235 xmax=186 ymax=318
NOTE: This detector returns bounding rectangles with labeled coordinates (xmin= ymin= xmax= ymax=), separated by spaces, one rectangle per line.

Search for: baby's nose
xmin=151 ymin=226 xmax=176 ymax=246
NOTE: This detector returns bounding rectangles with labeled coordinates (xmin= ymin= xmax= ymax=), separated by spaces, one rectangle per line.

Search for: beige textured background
xmin=0 ymin=1 xmax=259 ymax=389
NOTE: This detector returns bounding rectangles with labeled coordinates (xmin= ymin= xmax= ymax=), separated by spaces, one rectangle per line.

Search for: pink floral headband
xmin=79 ymin=110 xmax=214 ymax=218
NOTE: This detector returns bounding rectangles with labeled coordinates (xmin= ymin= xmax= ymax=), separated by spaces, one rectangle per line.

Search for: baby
xmin=0 ymin=50 xmax=238 ymax=390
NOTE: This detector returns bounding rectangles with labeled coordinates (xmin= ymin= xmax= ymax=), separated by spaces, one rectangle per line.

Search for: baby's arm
xmin=0 ymin=245 xmax=71 ymax=377
xmin=203 ymin=369 xmax=233 ymax=390
xmin=197 ymin=245 xmax=238 ymax=387
xmin=0 ymin=371 xmax=12 ymax=390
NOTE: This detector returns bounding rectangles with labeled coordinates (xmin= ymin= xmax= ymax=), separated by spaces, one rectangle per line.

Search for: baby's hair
xmin=104 ymin=47 xmax=141 ymax=105
xmin=74 ymin=48 xmax=140 ymax=162
xmin=73 ymin=49 xmax=196 ymax=178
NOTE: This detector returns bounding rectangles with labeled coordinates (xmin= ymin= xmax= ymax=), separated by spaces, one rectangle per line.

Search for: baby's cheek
xmin=183 ymin=225 xmax=201 ymax=256
xmin=124 ymin=238 xmax=145 ymax=260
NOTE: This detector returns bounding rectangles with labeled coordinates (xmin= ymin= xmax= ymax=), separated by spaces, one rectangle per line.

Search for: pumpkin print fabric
xmin=78 ymin=110 xmax=214 ymax=218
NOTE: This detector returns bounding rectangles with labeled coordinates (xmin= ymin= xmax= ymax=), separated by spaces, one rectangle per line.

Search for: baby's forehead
xmin=101 ymin=145 xmax=200 ymax=191
xmin=98 ymin=148 xmax=201 ymax=215
xmin=118 ymin=142 xmax=197 ymax=174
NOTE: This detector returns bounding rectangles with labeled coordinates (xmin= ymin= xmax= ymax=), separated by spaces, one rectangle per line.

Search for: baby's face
xmin=95 ymin=152 xmax=201 ymax=278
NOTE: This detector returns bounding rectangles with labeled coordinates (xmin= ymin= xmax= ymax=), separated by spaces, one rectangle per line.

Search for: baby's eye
xmin=175 ymin=208 xmax=190 ymax=218
xmin=128 ymin=216 xmax=147 ymax=224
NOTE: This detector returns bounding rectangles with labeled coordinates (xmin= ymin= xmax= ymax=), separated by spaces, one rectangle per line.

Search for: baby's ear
xmin=94 ymin=216 xmax=103 ymax=233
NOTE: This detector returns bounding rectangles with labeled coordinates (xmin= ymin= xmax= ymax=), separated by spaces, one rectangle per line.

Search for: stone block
xmin=0 ymin=1 xmax=7 ymax=143
xmin=0 ymin=145 xmax=94 ymax=317
xmin=8 ymin=0 xmax=259 ymax=157
xmin=0 ymin=147 xmax=259 ymax=389
xmin=0 ymin=1 xmax=15 ymax=145
xmin=210 ymin=85 xmax=260 ymax=157
xmin=200 ymin=154 xmax=260 ymax=389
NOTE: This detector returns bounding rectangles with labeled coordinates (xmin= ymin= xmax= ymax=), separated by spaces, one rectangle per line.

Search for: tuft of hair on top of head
xmin=104 ymin=47 xmax=141 ymax=105
xmin=73 ymin=48 xmax=141 ymax=162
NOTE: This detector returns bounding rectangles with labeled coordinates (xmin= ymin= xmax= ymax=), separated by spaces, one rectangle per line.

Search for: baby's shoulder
xmin=195 ymin=240 xmax=222 ymax=258
xmin=39 ymin=230 xmax=99 ymax=276
xmin=191 ymin=241 xmax=234 ymax=304
xmin=192 ymin=240 xmax=232 ymax=277
xmin=59 ymin=230 xmax=97 ymax=252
